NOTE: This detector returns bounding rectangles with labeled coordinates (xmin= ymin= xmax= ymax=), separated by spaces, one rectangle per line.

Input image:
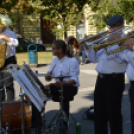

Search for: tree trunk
xmin=0 ymin=0 xmax=2 ymax=5
xmin=64 ymin=31 xmax=67 ymax=39
xmin=63 ymin=15 xmax=67 ymax=39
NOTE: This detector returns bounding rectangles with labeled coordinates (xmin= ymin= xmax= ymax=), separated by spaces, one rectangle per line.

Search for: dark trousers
xmin=31 ymin=103 xmax=42 ymax=128
xmin=94 ymin=73 xmax=125 ymax=134
xmin=50 ymin=85 xmax=77 ymax=118
xmin=0 ymin=56 xmax=17 ymax=101
xmin=129 ymin=81 xmax=134 ymax=134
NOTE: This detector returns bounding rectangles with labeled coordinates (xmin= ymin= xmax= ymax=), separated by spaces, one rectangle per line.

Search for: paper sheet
xmin=9 ymin=69 xmax=47 ymax=112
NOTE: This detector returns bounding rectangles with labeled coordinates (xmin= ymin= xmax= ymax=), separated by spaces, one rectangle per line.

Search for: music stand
xmin=6 ymin=64 xmax=47 ymax=134
xmin=7 ymin=64 xmax=47 ymax=112
xmin=46 ymin=71 xmax=74 ymax=134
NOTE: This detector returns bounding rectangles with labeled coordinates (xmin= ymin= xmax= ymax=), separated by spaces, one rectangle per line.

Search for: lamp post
xmin=56 ymin=25 xmax=63 ymax=39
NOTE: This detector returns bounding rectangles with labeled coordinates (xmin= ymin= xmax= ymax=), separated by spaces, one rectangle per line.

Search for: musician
xmin=84 ymin=14 xmax=128 ymax=134
xmin=45 ymin=39 xmax=80 ymax=119
xmin=126 ymin=66 xmax=134 ymax=134
xmin=67 ymin=36 xmax=84 ymax=64
xmin=108 ymin=38 xmax=134 ymax=134
xmin=123 ymin=17 xmax=134 ymax=134
xmin=126 ymin=60 xmax=134 ymax=134
xmin=0 ymin=14 xmax=18 ymax=101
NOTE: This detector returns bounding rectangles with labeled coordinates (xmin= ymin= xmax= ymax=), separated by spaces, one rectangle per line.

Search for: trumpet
xmin=92 ymin=34 xmax=134 ymax=55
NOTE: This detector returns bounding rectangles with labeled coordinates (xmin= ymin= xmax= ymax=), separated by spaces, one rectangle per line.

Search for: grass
xmin=16 ymin=51 xmax=55 ymax=65
xmin=16 ymin=51 xmax=82 ymax=65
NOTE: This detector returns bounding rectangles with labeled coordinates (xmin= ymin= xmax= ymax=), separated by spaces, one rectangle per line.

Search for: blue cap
xmin=106 ymin=14 xmax=124 ymax=26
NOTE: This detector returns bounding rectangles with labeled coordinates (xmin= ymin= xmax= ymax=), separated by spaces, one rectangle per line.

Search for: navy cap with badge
xmin=106 ymin=14 xmax=124 ymax=26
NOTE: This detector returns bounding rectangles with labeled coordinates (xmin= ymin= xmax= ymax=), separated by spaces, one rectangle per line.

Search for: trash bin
xmin=27 ymin=44 xmax=38 ymax=66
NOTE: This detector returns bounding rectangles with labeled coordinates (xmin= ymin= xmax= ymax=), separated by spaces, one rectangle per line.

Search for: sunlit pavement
xmin=13 ymin=63 xmax=131 ymax=134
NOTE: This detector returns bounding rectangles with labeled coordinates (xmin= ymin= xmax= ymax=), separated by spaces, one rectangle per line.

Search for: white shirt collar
xmin=58 ymin=55 xmax=67 ymax=62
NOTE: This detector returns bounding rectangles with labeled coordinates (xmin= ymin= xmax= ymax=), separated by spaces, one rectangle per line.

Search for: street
xmin=13 ymin=63 xmax=131 ymax=134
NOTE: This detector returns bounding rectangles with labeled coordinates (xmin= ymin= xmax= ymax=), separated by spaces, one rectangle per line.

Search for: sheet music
xmin=18 ymin=70 xmax=44 ymax=107
xmin=23 ymin=64 xmax=45 ymax=88
xmin=21 ymin=69 xmax=47 ymax=102
xmin=8 ymin=69 xmax=47 ymax=112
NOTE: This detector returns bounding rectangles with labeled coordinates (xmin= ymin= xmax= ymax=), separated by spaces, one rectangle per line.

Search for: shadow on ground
xmin=37 ymin=64 xmax=49 ymax=68
xmin=42 ymin=82 xmax=131 ymax=134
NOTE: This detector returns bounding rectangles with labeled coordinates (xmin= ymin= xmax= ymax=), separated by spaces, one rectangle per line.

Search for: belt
xmin=98 ymin=73 xmax=124 ymax=78
xmin=130 ymin=81 xmax=134 ymax=86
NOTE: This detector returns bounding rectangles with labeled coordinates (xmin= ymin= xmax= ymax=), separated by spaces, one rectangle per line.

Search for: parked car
xmin=16 ymin=38 xmax=46 ymax=52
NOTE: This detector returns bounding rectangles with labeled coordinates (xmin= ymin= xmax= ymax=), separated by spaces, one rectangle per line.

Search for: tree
xmin=0 ymin=0 xmax=91 ymax=38
xmin=0 ymin=0 xmax=35 ymax=31
xmin=31 ymin=0 xmax=90 ymax=39
xmin=88 ymin=0 xmax=134 ymax=29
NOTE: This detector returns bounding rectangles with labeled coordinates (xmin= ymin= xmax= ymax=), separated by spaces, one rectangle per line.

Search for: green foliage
xmin=0 ymin=0 xmax=19 ymax=12
xmin=33 ymin=0 xmax=90 ymax=38
xmin=0 ymin=0 xmax=90 ymax=38
xmin=0 ymin=0 xmax=36 ymax=30
xmin=89 ymin=0 xmax=134 ymax=28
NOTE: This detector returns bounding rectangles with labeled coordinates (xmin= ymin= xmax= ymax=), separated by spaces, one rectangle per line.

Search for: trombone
xmin=78 ymin=31 xmax=108 ymax=45
xmin=87 ymin=26 xmax=134 ymax=55
xmin=93 ymin=34 xmax=134 ymax=55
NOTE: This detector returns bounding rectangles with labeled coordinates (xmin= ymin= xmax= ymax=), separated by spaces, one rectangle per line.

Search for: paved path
xmin=44 ymin=84 xmax=131 ymax=134
xmin=12 ymin=63 xmax=132 ymax=134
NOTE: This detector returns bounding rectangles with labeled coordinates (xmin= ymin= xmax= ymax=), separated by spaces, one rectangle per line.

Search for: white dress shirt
xmin=126 ymin=64 xmax=134 ymax=81
xmin=121 ymin=51 xmax=134 ymax=81
xmin=108 ymin=50 xmax=134 ymax=80
xmin=1 ymin=29 xmax=18 ymax=59
xmin=47 ymin=55 xmax=80 ymax=87
xmin=86 ymin=44 xmax=127 ymax=74
xmin=85 ymin=32 xmax=128 ymax=74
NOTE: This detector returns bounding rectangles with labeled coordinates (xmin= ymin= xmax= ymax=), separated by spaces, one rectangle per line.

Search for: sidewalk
xmin=44 ymin=85 xmax=131 ymax=134
xmin=33 ymin=64 xmax=131 ymax=134
xmin=12 ymin=63 xmax=132 ymax=133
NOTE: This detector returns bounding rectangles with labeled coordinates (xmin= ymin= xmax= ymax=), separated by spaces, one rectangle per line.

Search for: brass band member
xmin=84 ymin=14 xmax=128 ymax=134
xmin=125 ymin=52 xmax=134 ymax=134
xmin=0 ymin=14 xmax=18 ymax=101
xmin=45 ymin=39 xmax=80 ymax=120
xmin=108 ymin=38 xmax=134 ymax=134
xmin=124 ymin=38 xmax=134 ymax=134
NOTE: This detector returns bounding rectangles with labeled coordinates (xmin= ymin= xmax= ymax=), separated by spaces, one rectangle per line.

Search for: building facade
xmin=21 ymin=5 xmax=98 ymax=44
